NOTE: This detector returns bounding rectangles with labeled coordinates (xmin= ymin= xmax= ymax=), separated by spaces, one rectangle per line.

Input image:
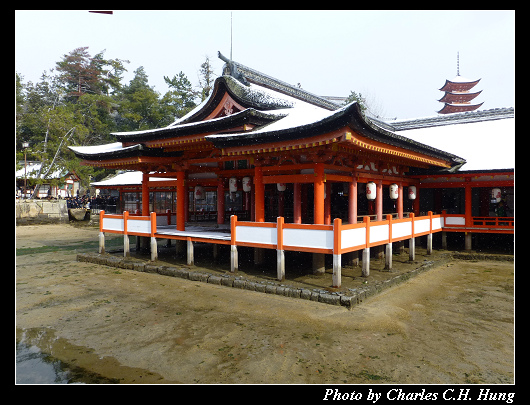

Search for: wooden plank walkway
xmin=155 ymin=225 xmax=231 ymax=242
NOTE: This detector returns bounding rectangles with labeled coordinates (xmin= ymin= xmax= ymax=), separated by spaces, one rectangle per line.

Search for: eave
xmin=210 ymin=103 xmax=464 ymax=169
xmin=113 ymin=107 xmax=285 ymax=143
xmin=438 ymin=102 xmax=484 ymax=114
xmin=438 ymin=90 xmax=482 ymax=103
xmin=439 ymin=78 xmax=481 ymax=92
xmin=79 ymin=156 xmax=179 ymax=169
xmin=70 ymin=142 xmax=182 ymax=161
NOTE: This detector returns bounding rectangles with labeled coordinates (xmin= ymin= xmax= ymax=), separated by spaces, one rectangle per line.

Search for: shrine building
xmin=70 ymin=52 xmax=514 ymax=287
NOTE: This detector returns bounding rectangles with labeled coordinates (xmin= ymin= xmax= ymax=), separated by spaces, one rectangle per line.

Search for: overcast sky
xmin=15 ymin=10 xmax=514 ymax=119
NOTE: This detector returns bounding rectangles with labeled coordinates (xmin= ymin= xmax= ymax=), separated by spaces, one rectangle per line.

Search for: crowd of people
xmin=65 ymin=194 xmax=117 ymax=211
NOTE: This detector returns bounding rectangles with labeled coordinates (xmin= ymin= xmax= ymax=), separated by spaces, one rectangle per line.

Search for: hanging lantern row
xmin=366 ymin=182 xmax=416 ymax=200
xmin=229 ymin=176 xmax=285 ymax=193
xmin=199 ymin=179 xmax=422 ymax=201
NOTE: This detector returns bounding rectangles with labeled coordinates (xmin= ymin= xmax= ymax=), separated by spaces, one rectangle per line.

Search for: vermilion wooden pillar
xmin=217 ymin=177 xmax=225 ymax=225
xmin=293 ymin=182 xmax=302 ymax=224
xmin=376 ymin=180 xmax=383 ymax=221
xmin=250 ymin=180 xmax=255 ymax=221
xmin=348 ymin=178 xmax=357 ymax=224
xmin=254 ymin=166 xmax=265 ymax=222
xmin=465 ymin=181 xmax=472 ymax=226
xmin=464 ymin=181 xmax=473 ymax=250
xmin=314 ymin=163 xmax=325 ymax=225
xmin=313 ymin=163 xmax=325 ymax=274
xmin=324 ymin=182 xmax=331 ymax=225
xmin=278 ymin=189 xmax=285 ymax=217
xmin=397 ymin=181 xmax=403 ymax=219
xmin=142 ymin=172 xmax=149 ymax=216
xmin=176 ymin=171 xmax=186 ymax=231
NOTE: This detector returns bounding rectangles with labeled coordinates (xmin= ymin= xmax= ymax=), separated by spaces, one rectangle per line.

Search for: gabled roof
xmin=218 ymin=51 xmax=341 ymax=111
xmin=70 ymin=53 xmax=467 ymax=171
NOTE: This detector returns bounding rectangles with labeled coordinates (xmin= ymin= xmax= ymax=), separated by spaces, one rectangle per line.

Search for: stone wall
xmin=15 ymin=199 xmax=68 ymax=225
xmin=77 ymin=252 xmax=453 ymax=309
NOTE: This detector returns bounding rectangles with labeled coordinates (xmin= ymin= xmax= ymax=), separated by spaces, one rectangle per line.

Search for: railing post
xmin=123 ymin=210 xmax=130 ymax=257
xmin=427 ymin=211 xmax=433 ymax=255
xmin=441 ymin=210 xmax=447 ymax=249
xmin=276 ymin=216 xmax=285 ymax=281
xmin=409 ymin=213 xmax=415 ymax=261
xmin=99 ymin=210 xmax=105 ymax=254
xmin=187 ymin=237 xmax=194 ymax=265
xmin=385 ymin=214 xmax=393 ymax=270
xmin=230 ymin=215 xmax=238 ymax=272
xmin=332 ymin=218 xmax=342 ymax=288
xmin=150 ymin=212 xmax=158 ymax=261
xmin=362 ymin=216 xmax=370 ymax=277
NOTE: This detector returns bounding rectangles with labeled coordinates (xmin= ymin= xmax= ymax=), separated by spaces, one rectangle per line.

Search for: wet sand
xmin=16 ymin=224 xmax=514 ymax=384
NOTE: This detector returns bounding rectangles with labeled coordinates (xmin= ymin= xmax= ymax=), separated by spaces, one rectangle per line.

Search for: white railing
xmin=98 ymin=210 xmax=157 ymax=260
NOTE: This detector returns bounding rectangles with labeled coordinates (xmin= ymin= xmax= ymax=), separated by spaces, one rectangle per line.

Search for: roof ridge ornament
xmin=218 ymin=51 xmax=340 ymax=111
xmin=218 ymin=51 xmax=249 ymax=86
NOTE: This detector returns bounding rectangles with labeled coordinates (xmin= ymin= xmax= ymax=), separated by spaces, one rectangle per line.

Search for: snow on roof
xmin=389 ymin=107 xmax=514 ymax=130
xmin=91 ymin=171 xmax=177 ymax=187
xmin=206 ymin=79 xmax=338 ymax=140
xmin=395 ymin=116 xmax=514 ymax=171
xmin=15 ymin=162 xmax=68 ymax=180
xmin=69 ymin=142 xmax=133 ymax=156
xmin=448 ymin=75 xmax=477 ymax=83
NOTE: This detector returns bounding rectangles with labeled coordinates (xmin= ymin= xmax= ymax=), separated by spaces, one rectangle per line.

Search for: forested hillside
xmin=16 ymin=46 xmax=214 ymax=191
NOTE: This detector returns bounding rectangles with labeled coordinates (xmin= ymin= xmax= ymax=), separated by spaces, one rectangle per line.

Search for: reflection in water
xmin=15 ymin=328 xmax=118 ymax=384
xmin=16 ymin=339 xmax=71 ymax=384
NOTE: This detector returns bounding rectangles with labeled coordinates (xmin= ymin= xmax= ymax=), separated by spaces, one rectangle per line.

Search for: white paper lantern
xmin=194 ymin=185 xmax=205 ymax=200
xmin=491 ymin=188 xmax=502 ymax=203
xmin=277 ymin=183 xmax=286 ymax=192
xmin=408 ymin=185 xmax=417 ymax=200
xmin=389 ymin=183 xmax=399 ymax=200
xmin=229 ymin=177 xmax=238 ymax=192
xmin=242 ymin=176 xmax=252 ymax=192
xmin=366 ymin=182 xmax=376 ymax=200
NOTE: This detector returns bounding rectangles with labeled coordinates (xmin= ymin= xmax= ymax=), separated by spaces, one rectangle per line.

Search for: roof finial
xmin=457 ymin=51 xmax=460 ymax=76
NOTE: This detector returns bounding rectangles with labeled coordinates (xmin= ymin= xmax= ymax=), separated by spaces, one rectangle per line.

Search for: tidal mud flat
xmin=16 ymin=224 xmax=514 ymax=384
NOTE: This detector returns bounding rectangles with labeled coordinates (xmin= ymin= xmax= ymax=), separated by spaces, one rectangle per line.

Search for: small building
xmin=15 ymin=162 xmax=81 ymax=198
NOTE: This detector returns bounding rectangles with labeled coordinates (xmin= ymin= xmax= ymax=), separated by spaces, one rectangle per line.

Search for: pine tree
xmin=198 ymin=56 xmax=214 ymax=102
xmin=118 ymin=67 xmax=167 ymax=130
xmin=162 ymin=71 xmax=197 ymax=119
xmin=344 ymin=90 xmax=367 ymax=114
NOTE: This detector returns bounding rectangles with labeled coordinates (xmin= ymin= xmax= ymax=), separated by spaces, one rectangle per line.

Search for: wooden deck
xmin=155 ymin=225 xmax=232 ymax=243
